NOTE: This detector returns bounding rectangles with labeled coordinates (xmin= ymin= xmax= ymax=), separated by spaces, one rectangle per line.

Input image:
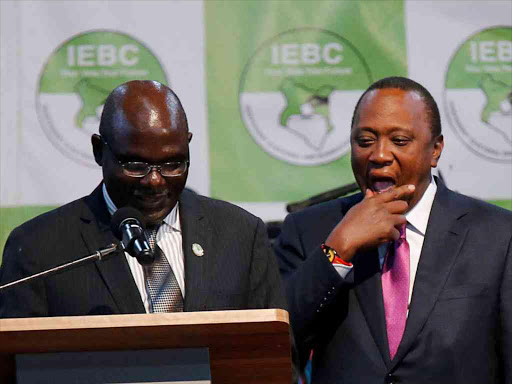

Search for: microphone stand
xmin=0 ymin=243 xmax=118 ymax=291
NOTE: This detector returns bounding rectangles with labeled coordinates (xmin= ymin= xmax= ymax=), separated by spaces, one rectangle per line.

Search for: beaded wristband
xmin=321 ymin=243 xmax=353 ymax=267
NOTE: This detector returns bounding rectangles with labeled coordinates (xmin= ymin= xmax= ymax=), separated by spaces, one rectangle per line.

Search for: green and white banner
xmin=1 ymin=0 xmax=511 ymax=259
xmin=38 ymin=30 xmax=168 ymax=167
xmin=206 ymin=0 xmax=406 ymax=202
xmin=444 ymin=27 xmax=511 ymax=163
xmin=405 ymin=3 xmax=511 ymax=211
xmin=0 ymin=1 xmax=208 ymax=257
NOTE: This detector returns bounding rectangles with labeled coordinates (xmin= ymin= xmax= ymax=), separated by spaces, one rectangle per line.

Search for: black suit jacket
xmin=275 ymin=180 xmax=511 ymax=384
xmin=0 ymin=186 xmax=285 ymax=317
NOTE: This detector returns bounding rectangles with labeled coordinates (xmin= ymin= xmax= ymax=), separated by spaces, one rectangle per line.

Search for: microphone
xmin=111 ymin=207 xmax=154 ymax=265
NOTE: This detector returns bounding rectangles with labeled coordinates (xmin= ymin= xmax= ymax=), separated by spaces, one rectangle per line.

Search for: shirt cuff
xmin=333 ymin=263 xmax=353 ymax=279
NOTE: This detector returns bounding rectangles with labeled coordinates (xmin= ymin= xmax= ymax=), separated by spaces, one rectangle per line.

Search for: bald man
xmin=0 ymin=80 xmax=285 ymax=317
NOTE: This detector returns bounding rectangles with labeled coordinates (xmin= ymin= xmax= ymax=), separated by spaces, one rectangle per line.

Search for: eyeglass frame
xmin=100 ymin=137 xmax=190 ymax=178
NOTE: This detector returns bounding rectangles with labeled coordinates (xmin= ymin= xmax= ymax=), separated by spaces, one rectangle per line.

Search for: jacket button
xmin=385 ymin=374 xmax=398 ymax=384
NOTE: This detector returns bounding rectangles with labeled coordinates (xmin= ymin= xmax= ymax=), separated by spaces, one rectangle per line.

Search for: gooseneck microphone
xmin=111 ymin=207 xmax=154 ymax=265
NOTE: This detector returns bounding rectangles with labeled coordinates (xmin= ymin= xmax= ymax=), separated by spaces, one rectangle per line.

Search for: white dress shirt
xmin=102 ymin=184 xmax=185 ymax=313
xmin=335 ymin=177 xmax=438 ymax=305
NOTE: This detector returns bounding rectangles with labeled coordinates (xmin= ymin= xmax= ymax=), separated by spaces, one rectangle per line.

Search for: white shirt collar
xmin=102 ymin=183 xmax=181 ymax=231
xmin=377 ymin=176 xmax=438 ymax=269
xmin=405 ymin=176 xmax=437 ymax=236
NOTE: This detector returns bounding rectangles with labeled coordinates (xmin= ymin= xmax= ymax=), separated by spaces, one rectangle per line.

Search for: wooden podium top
xmin=0 ymin=309 xmax=291 ymax=384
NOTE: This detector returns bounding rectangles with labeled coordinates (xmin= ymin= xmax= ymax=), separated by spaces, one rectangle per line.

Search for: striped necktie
xmin=144 ymin=226 xmax=184 ymax=312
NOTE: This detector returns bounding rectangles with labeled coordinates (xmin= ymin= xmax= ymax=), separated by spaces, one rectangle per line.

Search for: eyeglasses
xmin=102 ymin=139 xmax=189 ymax=178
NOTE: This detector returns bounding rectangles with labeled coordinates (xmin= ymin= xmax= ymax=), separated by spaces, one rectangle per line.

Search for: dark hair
xmin=351 ymin=76 xmax=442 ymax=138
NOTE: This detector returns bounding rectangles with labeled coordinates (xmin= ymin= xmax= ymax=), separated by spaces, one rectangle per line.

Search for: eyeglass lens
xmin=122 ymin=162 xmax=187 ymax=177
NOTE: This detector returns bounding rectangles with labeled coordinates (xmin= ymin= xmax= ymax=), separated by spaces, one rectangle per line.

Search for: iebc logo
xmin=239 ymin=28 xmax=372 ymax=166
xmin=36 ymin=30 xmax=167 ymax=167
xmin=444 ymin=27 xmax=512 ymax=163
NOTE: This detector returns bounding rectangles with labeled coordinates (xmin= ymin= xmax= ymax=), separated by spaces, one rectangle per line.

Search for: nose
xmin=368 ymin=139 xmax=393 ymax=165
xmin=140 ymin=167 xmax=166 ymax=188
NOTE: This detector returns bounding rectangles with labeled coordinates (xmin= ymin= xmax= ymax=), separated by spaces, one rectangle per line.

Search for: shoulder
xmin=278 ymin=193 xmax=363 ymax=243
xmin=2 ymin=195 xmax=92 ymax=272
xmin=286 ymin=192 xmax=363 ymax=225
xmin=8 ymin=196 xmax=89 ymax=240
xmin=181 ymin=189 xmax=262 ymax=226
xmin=200 ymin=195 xmax=259 ymax=219
xmin=437 ymin=186 xmax=512 ymax=247
xmin=443 ymin=187 xmax=512 ymax=225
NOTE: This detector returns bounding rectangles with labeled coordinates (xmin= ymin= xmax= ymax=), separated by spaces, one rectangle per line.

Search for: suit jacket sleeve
xmin=274 ymin=209 xmax=351 ymax=368
xmin=248 ymin=218 xmax=287 ymax=310
xmin=500 ymin=234 xmax=512 ymax=383
xmin=0 ymin=226 xmax=49 ymax=318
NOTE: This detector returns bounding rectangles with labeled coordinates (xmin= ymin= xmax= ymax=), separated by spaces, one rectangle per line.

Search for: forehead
xmin=107 ymin=86 xmax=189 ymax=159
xmin=355 ymin=88 xmax=430 ymax=134
xmin=110 ymin=115 xmax=189 ymax=161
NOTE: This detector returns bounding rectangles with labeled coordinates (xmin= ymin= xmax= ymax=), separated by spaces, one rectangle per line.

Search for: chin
xmin=150 ymin=213 xmax=168 ymax=225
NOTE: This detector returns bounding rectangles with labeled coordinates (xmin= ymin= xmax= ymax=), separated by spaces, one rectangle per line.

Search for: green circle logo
xmin=36 ymin=30 xmax=168 ymax=167
xmin=239 ymin=28 xmax=372 ymax=166
xmin=444 ymin=26 xmax=512 ymax=163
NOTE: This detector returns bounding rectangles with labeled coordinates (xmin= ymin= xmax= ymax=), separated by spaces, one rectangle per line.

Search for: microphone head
xmin=110 ymin=207 xmax=146 ymax=239
xmin=136 ymin=249 xmax=155 ymax=266
xmin=110 ymin=206 xmax=155 ymax=266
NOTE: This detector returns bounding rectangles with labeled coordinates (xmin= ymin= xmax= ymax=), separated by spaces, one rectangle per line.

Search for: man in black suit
xmin=275 ymin=77 xmax=511 ymax=384
xmin=0 ymin=80 xmax=285 ymax=317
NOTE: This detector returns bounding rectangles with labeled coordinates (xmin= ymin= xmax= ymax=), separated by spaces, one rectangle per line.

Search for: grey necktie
xmin=144 ymin=226 xmax=184 ymax=312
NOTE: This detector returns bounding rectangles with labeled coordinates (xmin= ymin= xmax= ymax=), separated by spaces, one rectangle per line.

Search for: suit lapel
xmin=180 ymin=190 xmax=212 ymax=312
xmin=390 ymin=181 xmax=469 ymax=368
xmin=354 ymin=249 xmax=392 ymax=367
xmin=337 ymin=193 xmax=392 ymax=366
xmin=81 ymin=185 xmax=145 ymax=314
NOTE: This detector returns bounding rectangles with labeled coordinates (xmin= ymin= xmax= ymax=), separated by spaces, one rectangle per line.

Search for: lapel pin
xmin=192 ymin=243 xmax=204 ymax=257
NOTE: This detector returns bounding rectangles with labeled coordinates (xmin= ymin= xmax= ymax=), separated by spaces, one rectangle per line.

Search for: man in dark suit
xmin=0 ymin=80 xmax=285 ymax=317
xmin=275 ymin=77 xmax=511 ymax=384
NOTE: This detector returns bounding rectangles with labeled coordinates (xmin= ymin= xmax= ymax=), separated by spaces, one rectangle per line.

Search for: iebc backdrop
xmin=1 ymin=1 xmax=511 ymax=260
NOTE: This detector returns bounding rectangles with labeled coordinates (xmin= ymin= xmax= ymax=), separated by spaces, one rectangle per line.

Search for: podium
xmin=0 ymin=309 xmax=291 ymax=383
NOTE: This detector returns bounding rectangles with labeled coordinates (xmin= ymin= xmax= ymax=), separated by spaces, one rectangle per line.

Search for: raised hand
xmin=325 ymin=184 xmax=415 ymax=262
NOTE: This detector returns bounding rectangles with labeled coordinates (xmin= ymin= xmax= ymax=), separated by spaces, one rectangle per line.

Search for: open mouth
xmin=369 ymin=177 xmax=396 ymax=193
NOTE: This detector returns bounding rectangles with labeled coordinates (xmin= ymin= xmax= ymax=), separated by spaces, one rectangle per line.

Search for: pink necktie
xmin=382 ymin=224 xmax=410 ymax=359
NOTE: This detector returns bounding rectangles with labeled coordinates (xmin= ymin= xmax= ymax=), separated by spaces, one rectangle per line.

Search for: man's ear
xmin=91 ymin=134 xmax=104 ymax=166
xmin=431 ymin=134 xmax=444 ymax=168
xmin=188 ymin=132 xmax=193 ymax=143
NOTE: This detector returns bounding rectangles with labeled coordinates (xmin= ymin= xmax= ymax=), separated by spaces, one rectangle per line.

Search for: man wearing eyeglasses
xmin=0 ymin=80 xmax=285 ymax=317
